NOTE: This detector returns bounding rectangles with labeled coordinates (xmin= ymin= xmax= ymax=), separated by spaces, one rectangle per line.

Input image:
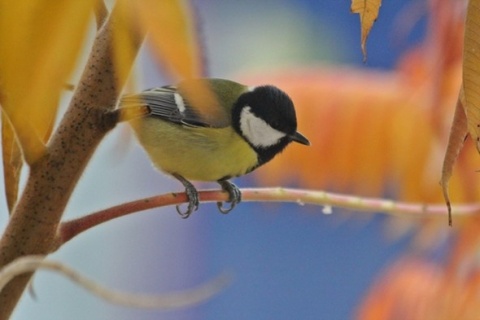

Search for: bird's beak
xmin=290 ymin=131 xmax=310 ymax=146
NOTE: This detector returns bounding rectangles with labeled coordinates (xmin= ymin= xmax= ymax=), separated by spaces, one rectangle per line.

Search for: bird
xmin=121 ymin=78 xmax=310 ymax=218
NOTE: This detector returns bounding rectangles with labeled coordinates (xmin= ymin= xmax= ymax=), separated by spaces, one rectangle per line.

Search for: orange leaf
xmin=463 ymin=0 xmax=480 ymax=152
xmin=245 ymin=66 xmax=469 ymax=209
xmin=351 ymin=0 xmax=382 ymax=61
xmin=356 ymin=258 xmax=441 ymax=320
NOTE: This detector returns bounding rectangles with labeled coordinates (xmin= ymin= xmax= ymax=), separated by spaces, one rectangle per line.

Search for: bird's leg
xmin=216 ymin=180 xmax=242 ymax=214
xmin=173 ymin=174 xmax=199 ymax=218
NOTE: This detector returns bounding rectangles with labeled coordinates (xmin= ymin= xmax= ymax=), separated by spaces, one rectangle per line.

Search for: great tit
xmin=121 ymin=78 xmax=309 ymax=218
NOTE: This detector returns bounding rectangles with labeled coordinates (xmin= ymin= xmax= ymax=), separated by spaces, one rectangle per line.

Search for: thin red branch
xmin=57 ymin=188 xmax=480 ymax=247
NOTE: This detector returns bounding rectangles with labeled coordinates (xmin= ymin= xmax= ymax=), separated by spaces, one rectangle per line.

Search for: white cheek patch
xmin=174 ymin=92 xmax=186 ymax=113
xmin=240 ymin=106 xmax=286 ymax=148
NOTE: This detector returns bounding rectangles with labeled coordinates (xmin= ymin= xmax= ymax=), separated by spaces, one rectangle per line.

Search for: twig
xmin=95 ymin=0 xmax=108 ymax=29
xmin=0 ymin=256 xmax=231 ymax=310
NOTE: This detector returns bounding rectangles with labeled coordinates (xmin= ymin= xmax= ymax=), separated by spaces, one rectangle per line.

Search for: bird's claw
xmin=217 ymin=180 xmax=242 ymax=214
xmin=175 ymin=189 xmax=199 ymax=219
xmin=174 ymin=174 xmax=199 ymax=219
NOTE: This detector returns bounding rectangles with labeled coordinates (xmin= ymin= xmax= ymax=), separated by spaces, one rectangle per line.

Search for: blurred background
xmin=2 ymin=0 xmax=475 ymax=319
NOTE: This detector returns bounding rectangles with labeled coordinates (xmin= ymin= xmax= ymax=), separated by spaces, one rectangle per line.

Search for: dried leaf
xmin=1 ymin=112 xmax=23 ymax=214
xmin=351 ymin=0 xmax=382 ymax=61
xmin=440 ymin=90 xmax=468 ymax=226
xmin=463 ymin=0 xmax=480 ymax=152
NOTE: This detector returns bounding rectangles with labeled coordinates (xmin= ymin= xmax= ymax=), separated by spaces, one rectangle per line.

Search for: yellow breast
xmin=130 ymin=117 xmax=258 ymax=181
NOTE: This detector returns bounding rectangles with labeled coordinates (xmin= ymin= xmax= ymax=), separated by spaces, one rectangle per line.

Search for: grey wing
xmin=121 ymin=86 xmax=226 ymax=128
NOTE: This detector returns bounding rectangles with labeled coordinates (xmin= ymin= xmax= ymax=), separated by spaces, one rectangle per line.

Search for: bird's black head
xmin=232 ymin=85 xmax=309 ymax=166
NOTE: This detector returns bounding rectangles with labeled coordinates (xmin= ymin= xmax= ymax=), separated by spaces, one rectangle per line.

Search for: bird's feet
xmin=173 ymin=174 xmax=199 ymax=219
xmin=217 ymin=180 xmax=242 ymax=214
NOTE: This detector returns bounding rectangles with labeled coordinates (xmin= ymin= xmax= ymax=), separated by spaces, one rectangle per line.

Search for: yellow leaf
xmin=0 ymin=1 xmax=96 ymax=163
xmin=351 ymin=0 xmax=382 ymax=61
xmin=112 ymin=0 xmax=143 ymax=90
xmin=1 ymin=112 xmax=23 ymax=214
xmin=463 ymin=0 xmax=480 ymax=152
xmin=134 ymin=0 xmax=204 ymax=79
xmin=114 ymin=0 xmax=216 ymax=117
